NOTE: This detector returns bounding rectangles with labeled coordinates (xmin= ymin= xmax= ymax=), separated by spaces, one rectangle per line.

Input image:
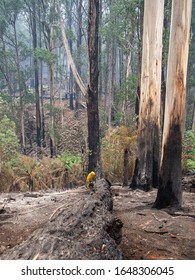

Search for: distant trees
xmin=57 ymin=1 xmax=87 ymax=98
xmin=2 ymin=0 xmax=29 ymax=155
xmin=25 ymin=0 xmax=42 ymax=150
xmin=58 ymin=0 xmax=101 ymax=174
xmin=187 ymin=0 xmax=195 ymax=130
xmin=0 ymin=114 xmax=19 ymax=169
xmin=0 ymin=0 xmax=193 ymax=197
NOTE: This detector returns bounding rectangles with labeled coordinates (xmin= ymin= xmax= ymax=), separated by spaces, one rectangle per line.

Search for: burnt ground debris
xmin=0 ymin=179 xmax=122 ymax=260
xmin=0 ymin=175 xmax=194 ymax=260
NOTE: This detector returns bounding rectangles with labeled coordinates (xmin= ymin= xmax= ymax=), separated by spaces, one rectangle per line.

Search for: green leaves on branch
xmin=0 ymin=115 xmax=19 ymax=164
xmin=34 ymin=48 xmax=57 ymax=65
xmin=182 ymin=130 xmax=195 ymax=173
xmin=116 ymin=75 xmax=137 ymax=104
xmin=57 ymin=153 xmax=82 ymax=170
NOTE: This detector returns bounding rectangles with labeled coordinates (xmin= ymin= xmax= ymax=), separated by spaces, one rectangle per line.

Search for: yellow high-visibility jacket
xmin=86 ymin=171 xmax=95 ymax=184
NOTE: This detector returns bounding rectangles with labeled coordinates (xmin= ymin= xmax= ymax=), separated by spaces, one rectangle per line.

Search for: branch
xmin=57 ymin=0 xmax=87 ymax=99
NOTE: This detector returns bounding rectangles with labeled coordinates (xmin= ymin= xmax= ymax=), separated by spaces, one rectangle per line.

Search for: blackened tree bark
xmin=154 ymin=0 xmax=192 ymax=209
xmin=32 ymin=1 xmax=42 ymax=150
xmin=38 ymin=6 xmax=46 ymax=148
xmin=131 ymin=1 xmax=143 ymax=188
xmin=123 ymin=149 xmax=129 ymax=187
xmin=13 ymin=15 xmax=26 ymax=155
xmin=75 ymin=0 xmax=83 ymax=110
xmin=50 ymin=22 xmax=55 ymax=158
xmin=24 ymin=0 xmax=42 ymax=152
xmin=98 ymin=0 xmax=103 ymax=101
xmin=130 ymin=0 xmax=164 ymax=191
xmin=66 ymin=0 xmax=74 ymax=111
xmin=87 ymin=0 xmax=101 ymax=176
xmin=161 ymin=0 xmax=171 ymax=134
xmin=135 ymin=0 xmax=144 ymax=124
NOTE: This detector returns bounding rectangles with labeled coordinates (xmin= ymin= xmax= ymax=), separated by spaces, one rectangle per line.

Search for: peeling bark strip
xmin=131 ymin=0 xmax=164 ymax=190
xmin=154 ymin=0 xmax=192 ymax=209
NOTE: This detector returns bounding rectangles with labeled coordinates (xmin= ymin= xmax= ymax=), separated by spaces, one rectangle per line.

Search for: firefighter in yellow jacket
xmin=86 ymin=171 xmax=95 ymax=192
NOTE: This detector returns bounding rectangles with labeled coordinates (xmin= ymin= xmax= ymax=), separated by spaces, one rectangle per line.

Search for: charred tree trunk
xmin=13 ymin=19 xmax=26 ymax=155
xmin=161 ymin=66 xmax=166 ymax=134
xmin=130 ymin=0 xmax=164 ymax=191
xmin=107 ymin=38 xmax=115 ymax=129
xmin=50 ymin=23 xmax=55 ymax=158
xmin=75 ymin=0 xmax=83 ymax=110
xmin=154 ymin=0 xmax=192 ymax=209
xmin=123 ymin=149 xmax=129 ymax=187
xmin=161 ymin=0 xmax=171 ymax=135
xmin=66 ymin=0 xmax=74 ymax=111
xmin=98 ymin=0 xmax=103 ymax=101
xmin=87 ymin=0 xmax=101 ymax=176
xmin=104 ymin=42 xmax=109 ymax=117
xmin=135 ymin=0 xmax=144 ymax=125
xmin=38 ymin=5 xmax=45 ymax=148
xmin=32 ymin=1 xmax=42 ymax=150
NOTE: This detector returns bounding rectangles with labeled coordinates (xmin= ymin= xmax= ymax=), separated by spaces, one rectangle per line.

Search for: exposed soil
xmin=0 ymin=175 xmax=194 ymax=259
xmin=0 ymin=180 xmax=122 ymax=259
xmin=112 ymin=182 xmax=195 ymax=260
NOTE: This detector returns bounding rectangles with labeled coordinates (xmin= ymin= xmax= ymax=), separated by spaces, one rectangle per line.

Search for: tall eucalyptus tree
xmin=154 ymin=0 xmax=192 ymax=209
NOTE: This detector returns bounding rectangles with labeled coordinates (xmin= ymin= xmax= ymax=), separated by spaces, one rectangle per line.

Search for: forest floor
xmin=0 ymin=175 xmax=194 ymax=260
xmin=112 ymin=174 xmax=195 ymax=260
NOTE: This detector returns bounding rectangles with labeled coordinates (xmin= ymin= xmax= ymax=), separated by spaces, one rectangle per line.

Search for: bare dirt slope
xmin=0 ymin=176 xmax=195 ymax=260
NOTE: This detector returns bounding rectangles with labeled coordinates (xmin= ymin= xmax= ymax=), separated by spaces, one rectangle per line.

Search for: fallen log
xmin=0 ymin=179 xmax=123 ymax=260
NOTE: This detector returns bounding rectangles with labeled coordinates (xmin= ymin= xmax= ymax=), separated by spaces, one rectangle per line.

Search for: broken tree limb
xmin=57 ymin=1 xmax=87 ymax=99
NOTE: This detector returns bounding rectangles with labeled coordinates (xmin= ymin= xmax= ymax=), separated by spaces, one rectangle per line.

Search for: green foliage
xmin=101 ymin=126 xmax=137 ymax=183
xmin=186 ymin=1 xmax=195 ymax=129
xmin=116 ymin=75 xmax=137 ymax=104
xmin=0 ymin=115 xmax=19 ymax=164
xmin=34 ymin=48 xmax=57 ymax=65
xmin=114 ymin=75 xmax=138 ymax=126
xmin=57 ymin=153 xmax=82 ymax=170
xmin=65 ymin=28 xmax=76 ymax=42
xmin=0 ymin=97 xmax=10 ymax=118
xmin=101 ymin=0 xmax=142 ymax=50
xmin=115 ymin=112 xmax=125 ymax=125
xmin=19 ymin=88 xmax=36 ymax=104
xmin=186 ymin=159 xmax=195 ymax=173
xmin=0 ymin=92 xmax=12 ymax=105
xmin=182 ymin=130 xmax=195 ymax=173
